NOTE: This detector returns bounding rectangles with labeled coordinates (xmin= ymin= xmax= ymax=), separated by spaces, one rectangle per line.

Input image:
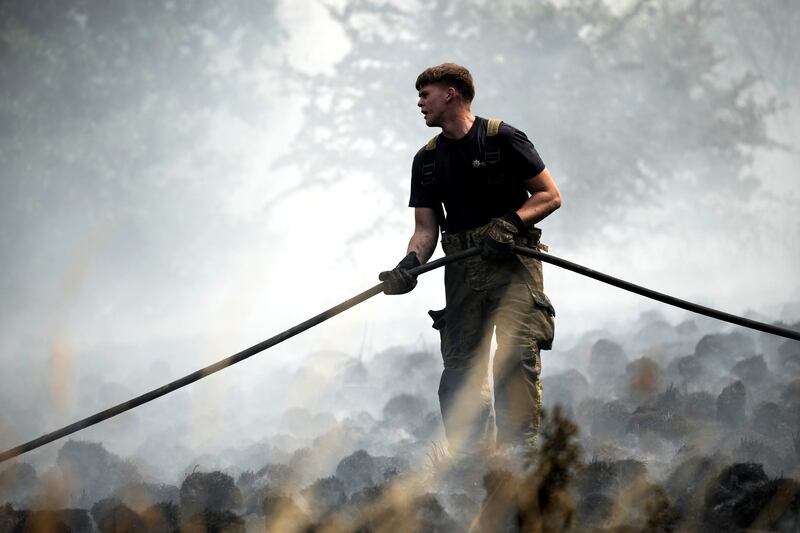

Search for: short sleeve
xmin=409 ymin=147 xmax=440 ymax=208
xmin=498 ymin=123 xmax=546 ymax=180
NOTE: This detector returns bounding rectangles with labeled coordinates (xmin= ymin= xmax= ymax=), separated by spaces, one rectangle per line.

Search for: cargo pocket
xmin=428 ymin=307 xmax=449 ymax=361
xmin=529 ymin=289 xmax=556 ymax=350
xmin=428 ymin=308 xmax=447 ymax=330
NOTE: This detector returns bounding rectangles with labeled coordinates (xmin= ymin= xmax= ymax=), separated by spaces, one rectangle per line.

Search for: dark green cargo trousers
xmin=430 ymin=223 xmax=555 ymax=455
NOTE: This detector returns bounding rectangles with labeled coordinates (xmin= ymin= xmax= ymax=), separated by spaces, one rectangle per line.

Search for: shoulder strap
xmin=421 ymin=134 xmax=438 ymax=185
xmin=420 ymin=134 xmax=445 ymax=230
xmin=487 ymin=118 xmax=502 ymax=137
xmin=425 ymin=135 xmax=439 ymax=151
xmin=485 ymin=119 xmax=503 ymax=184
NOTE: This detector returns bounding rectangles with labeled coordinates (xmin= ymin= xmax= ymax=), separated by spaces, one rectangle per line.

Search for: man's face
xmin=417 ymin=83 xmax=450 ymax=127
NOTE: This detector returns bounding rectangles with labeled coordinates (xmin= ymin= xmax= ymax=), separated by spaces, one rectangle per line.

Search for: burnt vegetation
xmin=2 ymin=314 xmax=800 ymax=531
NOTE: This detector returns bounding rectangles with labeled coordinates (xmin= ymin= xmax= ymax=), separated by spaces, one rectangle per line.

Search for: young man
xmin=380 ymin=63 xmax=561 ymax=457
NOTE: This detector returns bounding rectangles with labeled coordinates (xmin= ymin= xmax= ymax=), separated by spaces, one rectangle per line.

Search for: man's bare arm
xmin=516 ymin=167 xmax=562 ymax=225
xmin=407 ymin=207 xmax=439 ymax=264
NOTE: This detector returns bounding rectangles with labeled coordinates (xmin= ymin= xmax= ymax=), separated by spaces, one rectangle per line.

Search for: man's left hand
xmin=482 ymin=211 xmax=526 ymax=260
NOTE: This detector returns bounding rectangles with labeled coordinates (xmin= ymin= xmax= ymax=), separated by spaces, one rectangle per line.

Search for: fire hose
xmin=1 ymin=246 xmax=797 ymax=464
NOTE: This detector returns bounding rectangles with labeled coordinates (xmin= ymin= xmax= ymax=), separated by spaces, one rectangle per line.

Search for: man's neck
xmin=440 ymin=111 xmax=476 ymax=140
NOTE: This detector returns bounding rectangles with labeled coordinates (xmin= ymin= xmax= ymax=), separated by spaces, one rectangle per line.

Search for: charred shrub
xmin=236 ymin=464 xmax=300 ymax=517
xmin=301 ymin=476 xmax=347 ymax=520
xmin=695 ymin=332 xmax=756 ymax=367
xmin=141 ymin=501 xmax=180 ymax=533
xmin=703 ymin=462 xmax=769 ymax=531
xmin=626 ymin=357 xmax=663 ymax=403
xmin=335 ymin=449 xmax=376 ymax=498
xmin=519 ymin=406 xmax=582 ymax=532
xmin=57 ymin=440 xmax=141 ymax=507
xmin=666 ymin=455 xmax=727 ymax=527
xmin=542 ymin=369 xmax=590 ymax=414
xmin=733 ymin=438 xmax=785 ymax=477
xmin=53 ymin=509 xmax=94 ymax=533
xmin=5 ymin=508 xmax=93 ymax=533
xmin=641 ymin=483 xmax=680 ymax=532
xmin=609 ymin=482 xmax=679 ymax=533
xmin=752 ymin=401 xmax=795 ymax=439
xmin=782 ymin=379 xmax=800 ymax=407
xmin=575 ymin=458 xmax=651 ymax=528
xmin=374 ymin=493 xmax=459 ymax=532
xmin=411 ymin=494 xmax=460 ymax=532
xmin=91 ymin=497 xmax=125 ymax=524
xmin=179 ymin=471 xmax=242 ymax=518
xmin=586 ymin=399 xmax=630 ymax=439
xmin=680 ymin=391 xmax=717 ymax=420
xmin=744 ymin=478 xmax=800 ymax=532
xmin=10 ymin=509 xmax=72 ymax=533
xmin=96 ymin=503 xmax=146 ymax=533
xmin=255 ymin=463 xmax=298 ymax=493
xmin=181 ymin=509 xmax=245 ymax=533
xmin=717 ymin=380 xmax=746 ymax=427
xmin=348 ymin=484 xmax=384 ymax=507
xmin=677 ymin=354 xmax=707 ymax=385
xmin=576 ymin=490 xmax=613 ymax=528
xmin=589 ymin=339 xmax=628 ymax=392
xmin=0 ymin=504 xmax=23 ymax=532
xmin=476 ymin=469 xmax=520 ymax=533
xmin=576 ymin=459 xmax=647 ymax=499
xmin=263 ymin=494 xmax=311 ymax=532
xmin=653 ymin=383 xmax=681 ymax=412
xmin=382 ymin=394 xmax=430 ymax=431
xmin=732 ymin=355 xmax=768 ymax=384
xmin=113 ymin=481 xmax=179 ymax=511
xmin=0 ymin=463 xmax=38 ymax=508
xmin=626 ymin=406 xmax=690 ymax=442
xmin=778 ymin=338 xmax=800 ymax=372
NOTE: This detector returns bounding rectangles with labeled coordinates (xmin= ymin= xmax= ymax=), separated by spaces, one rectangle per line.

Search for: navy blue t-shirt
xmin=409 ymin=117 xmax=546 ymax=233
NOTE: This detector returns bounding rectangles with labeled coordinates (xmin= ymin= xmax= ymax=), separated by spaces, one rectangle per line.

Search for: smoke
xmin=1 ymin=0 xmax=799 ymax=529
xmin=3 ymin=307 xmax=800 ymax=529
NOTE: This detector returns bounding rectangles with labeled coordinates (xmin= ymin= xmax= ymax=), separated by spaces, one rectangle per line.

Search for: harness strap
xmin=421 ymin=134 xmax=445 ymax=228
xmin=425 ymin=135 xmax=439 ymax=150
xmin=487 ymin=118 xmax=502 ymax=137
xmin=421 ymin=134 xmax=438 ymax=185
xmin=420 ymin=119 xmax=504 ymax=228
xmin=485 ymin=119 xmax=503 ymax=184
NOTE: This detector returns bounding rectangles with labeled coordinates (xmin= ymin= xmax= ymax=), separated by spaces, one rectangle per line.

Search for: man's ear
xmin=445 ymin=87 xmax=455 ymax=101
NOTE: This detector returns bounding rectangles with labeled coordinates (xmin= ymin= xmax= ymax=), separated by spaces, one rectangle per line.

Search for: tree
xmin=283 ymin=0 xmax=778 ymax=244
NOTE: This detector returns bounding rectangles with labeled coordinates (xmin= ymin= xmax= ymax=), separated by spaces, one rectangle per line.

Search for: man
xmin=380 ymin=63 xmax=561 ymax=457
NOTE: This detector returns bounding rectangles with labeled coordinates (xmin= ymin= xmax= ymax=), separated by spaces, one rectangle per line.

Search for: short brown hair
xmin=415 ymin=63 xmax=475 ymax=104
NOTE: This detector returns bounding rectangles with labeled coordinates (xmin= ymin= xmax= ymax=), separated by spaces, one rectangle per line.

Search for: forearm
xmin=407 ymin=230 xmax=438 ymax=264
xmin=516 ymin=189 xmax=562 ymax=226
xmin=516 ymin=167 xmax=562 ymax=226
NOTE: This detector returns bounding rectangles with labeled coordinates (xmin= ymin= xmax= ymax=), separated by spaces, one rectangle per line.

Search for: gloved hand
xmin=482 ymin=211 xmax=526 ymax=260
xmin=379 ymin=251 xmax=421 ymax=295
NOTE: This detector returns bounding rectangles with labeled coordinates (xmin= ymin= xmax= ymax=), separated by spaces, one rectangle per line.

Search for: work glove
xmin=379 ymin=251 xmax=421 ymax=295
xmin=482 ymin=211 xmax=526 ymax=260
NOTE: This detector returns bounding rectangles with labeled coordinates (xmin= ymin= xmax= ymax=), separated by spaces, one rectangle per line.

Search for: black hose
xmin=0 ymin=248 xmax=479 ymax=464
xmin=513 ymin=245 xmax=800 ymax=342
xmin=1 ymin=244 xmax=796 ymax=464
